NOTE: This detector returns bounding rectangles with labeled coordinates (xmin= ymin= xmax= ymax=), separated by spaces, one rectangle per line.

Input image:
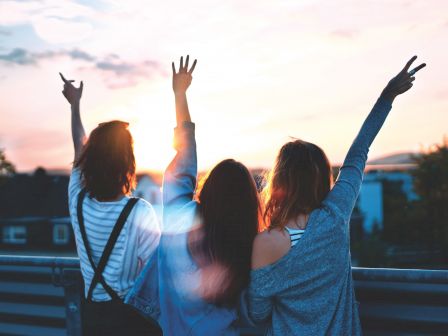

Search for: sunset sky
xmin=0 ymin=0 xmax=447 ymax=173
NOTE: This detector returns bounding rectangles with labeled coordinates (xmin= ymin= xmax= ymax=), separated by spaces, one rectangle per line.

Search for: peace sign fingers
xmin=402 ymin=56 xmax=417 ymax=73
xmin=408 ymin=63 xmax=426 ymax=76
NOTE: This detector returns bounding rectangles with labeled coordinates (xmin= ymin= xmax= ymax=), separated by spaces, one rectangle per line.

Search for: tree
xmin=0 ymin=149 xmax=15 ymax=177
xmin=382 ymin=179 xmax=426 ymax=246
xmin=412 ymin=140 xmax=448 ymax=261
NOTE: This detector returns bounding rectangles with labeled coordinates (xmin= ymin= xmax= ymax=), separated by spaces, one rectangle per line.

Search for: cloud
xmin=0 ymin=28 xmax=11 ymax=36
xmin=0 ymin=48 xmax=37 ymax=65
xmin=330 ymin=29 xmax=358 ymax=39
xmin=94 ymin=54 xmax=159 ymax=75
xmin=0 ymin=48 xmax=97 ymax=65
xmin=0 ymin=47 xmax=163 ymax=88
xmin=0 ymin=0 xmax=95 ymax=44
xmin=68 ymin=49 xmax=96 ymax=62
xmin=94 ymin=58 xmax=163 ymax=89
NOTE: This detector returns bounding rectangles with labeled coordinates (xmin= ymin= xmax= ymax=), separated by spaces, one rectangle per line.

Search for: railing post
xmin=61 ymin=269 xmax=83 ymax=336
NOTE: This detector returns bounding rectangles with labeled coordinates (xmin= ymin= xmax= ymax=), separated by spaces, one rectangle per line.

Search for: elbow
xmin=247 ymin=299 xmax=272 ymax=325
xmin=249 ymin=310 xmax=271 ymax=325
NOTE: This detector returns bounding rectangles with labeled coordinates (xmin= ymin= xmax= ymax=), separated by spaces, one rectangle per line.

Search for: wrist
xmin=71 ymin=101 xmax=80 ymax=108
xmin=380 ymin=90 xmax=395 ymax=104
xmin=174 ymin=90 xmax=187 ymax=97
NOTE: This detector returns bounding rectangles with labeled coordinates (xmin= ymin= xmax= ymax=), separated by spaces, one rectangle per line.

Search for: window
xmin=53 ymin=224 xmax=70 ymax=245
xmin=3 ymin=226 xmax=27 ymax=244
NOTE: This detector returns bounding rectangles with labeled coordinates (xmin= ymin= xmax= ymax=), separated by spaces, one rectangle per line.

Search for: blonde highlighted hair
xmin=263 ymin=139 xmax=333 ymax=230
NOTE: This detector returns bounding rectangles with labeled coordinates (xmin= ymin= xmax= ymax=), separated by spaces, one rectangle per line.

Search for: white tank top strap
xmin=284 ymin=226 xmax=306 ymax=247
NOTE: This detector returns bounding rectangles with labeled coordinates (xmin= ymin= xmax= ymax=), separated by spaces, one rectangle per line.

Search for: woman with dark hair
xmin=61 ymin=73 xmax=161 ymax=335
xmin=127 ymin=56 xmax=261 ymax=335
xmin=247 ymin=57 xmax=426 ymax=335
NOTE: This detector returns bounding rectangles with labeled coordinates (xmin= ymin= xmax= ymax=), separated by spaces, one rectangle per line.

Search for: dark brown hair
xmin=264 ymin=139 xmax=333 ymax=229
xmin=74 ymin=120 xmax=136 ymax=201
xmin=192 ymin=159 xmax=261 ymax=307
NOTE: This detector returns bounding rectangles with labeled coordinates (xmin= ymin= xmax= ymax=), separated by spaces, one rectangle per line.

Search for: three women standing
xmin=66 ymin=55 xmax=425 ymax=335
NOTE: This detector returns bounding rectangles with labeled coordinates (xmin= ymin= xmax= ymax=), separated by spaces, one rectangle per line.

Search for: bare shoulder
xmin=251 ymin=228 xmax=291 ymax=270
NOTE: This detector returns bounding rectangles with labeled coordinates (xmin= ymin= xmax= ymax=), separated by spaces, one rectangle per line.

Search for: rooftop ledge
xmin=1 ymin=255 xmax=447 ymax=336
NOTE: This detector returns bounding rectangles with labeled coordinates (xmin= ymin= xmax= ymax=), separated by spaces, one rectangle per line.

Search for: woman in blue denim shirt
xmin=128 ymin=56 xmax=261 ymax=335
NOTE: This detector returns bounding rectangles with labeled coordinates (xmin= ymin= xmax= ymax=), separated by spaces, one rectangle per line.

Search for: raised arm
xmin=324 ymin=56 xmax=426 ymax=220
xmin=60 ymin=72 xmax=86 ymax=162
xmin=163 ymin=56 xmax=198 ymax=209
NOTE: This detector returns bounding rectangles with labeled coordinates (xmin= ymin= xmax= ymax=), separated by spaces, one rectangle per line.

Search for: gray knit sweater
xmin=247 ymin=98 xmax=392 ymax=335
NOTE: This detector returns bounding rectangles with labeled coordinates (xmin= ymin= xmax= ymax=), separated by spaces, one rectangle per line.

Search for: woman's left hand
xmin=380 ymin=56 xmax=426 ymax=103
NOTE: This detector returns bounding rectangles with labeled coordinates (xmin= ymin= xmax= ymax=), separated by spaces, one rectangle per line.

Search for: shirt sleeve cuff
xmin=376 ymin=96 xmax=393 ymax=110
xmin=173 ymin=122 xmax=195 ymax=151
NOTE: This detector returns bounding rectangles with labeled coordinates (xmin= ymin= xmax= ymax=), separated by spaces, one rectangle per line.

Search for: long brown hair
xmin=74 ymin=120 xmax=136 ymax=201
xmin=192 ymin=159 xmax=261 ymax=307
xmin=264 ymin=139 xmax=333 ymax=229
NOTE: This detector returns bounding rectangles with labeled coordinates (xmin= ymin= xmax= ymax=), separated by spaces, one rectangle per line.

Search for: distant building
xmin=356 ymin=157 xmax=419 ymax=234
xmin=134 ymin=174 xmax=162 ymax=205
xmin=0 ymin=169 xmax=164 ymax=253
xmin=134 ymin=173 xmax=162 ymax=219
xmin=0 ymin=216 xmax=75 ymax=251
xmin=358 ymin=176 xmax=384 ymax=234
xmin=0 ymin=168 xmax=70 ymax=219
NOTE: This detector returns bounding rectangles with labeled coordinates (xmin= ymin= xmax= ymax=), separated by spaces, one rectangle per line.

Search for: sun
xmin=128 ymin=91 xmax=176 ymax=173
xmin=88 ymin=83 xmax=177 ymax=173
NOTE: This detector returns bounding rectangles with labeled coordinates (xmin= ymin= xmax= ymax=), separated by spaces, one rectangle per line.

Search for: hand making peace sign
xmin=381 ymin=56 xmax=426 ymax=102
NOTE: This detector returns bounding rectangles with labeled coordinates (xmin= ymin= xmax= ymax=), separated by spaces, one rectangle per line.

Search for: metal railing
xmin=1 ymin=255 xmax=447 ymax=335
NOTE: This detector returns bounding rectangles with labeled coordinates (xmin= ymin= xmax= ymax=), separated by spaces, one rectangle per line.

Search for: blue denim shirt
xmin=127 ymin=122 xmax=240 ymax=335
xmin=247 ymin=98 xmax=392 ymax=335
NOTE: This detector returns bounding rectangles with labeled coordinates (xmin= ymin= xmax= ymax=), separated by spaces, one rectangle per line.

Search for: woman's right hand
xmin=380 ymin=56 xmax=426 ymax=103
xmin=172 ymin=55 xmax=197 ymax=95
xmin=60 ymin=72 xmax=83 ymax=106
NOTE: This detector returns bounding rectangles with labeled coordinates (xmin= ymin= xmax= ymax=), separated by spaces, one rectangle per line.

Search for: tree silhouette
xmin=412 ymin=139 xmax=448 ymax=261
xmin=0 ymin=149 xmax=15 ymax=184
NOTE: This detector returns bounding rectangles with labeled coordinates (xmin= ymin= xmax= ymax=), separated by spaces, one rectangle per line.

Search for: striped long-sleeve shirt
xmin=68 ymin=168 xmax=161 ymax=301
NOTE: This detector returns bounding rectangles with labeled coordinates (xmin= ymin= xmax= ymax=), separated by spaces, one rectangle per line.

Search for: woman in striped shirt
xmin=60 ymin=73 xmax=161 ymax=335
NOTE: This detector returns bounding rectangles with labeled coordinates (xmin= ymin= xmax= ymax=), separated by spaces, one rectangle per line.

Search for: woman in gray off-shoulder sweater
xmin=247 ymin=57 xmax=426 ymax=335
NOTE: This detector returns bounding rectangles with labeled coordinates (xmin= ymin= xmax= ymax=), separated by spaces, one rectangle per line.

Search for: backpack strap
xmin=86 ymin=197 xmax=139 ymax=301
xmin=77 ymin=189 xmax=139 ymax=301
xmin=77 ymin=189 xmax=120 ymax=301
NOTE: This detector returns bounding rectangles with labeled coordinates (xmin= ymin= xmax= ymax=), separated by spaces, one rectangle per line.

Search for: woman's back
xmin=158 ymin=200 xmax=239 ymax=335
xmin=131 ymin=56 xmax=259 ymax=335
xmin=69 ymin=168 xmax=160 ymax=301
xmin=248 ymin=54 xmax=427 ymax=333
xmin=60 ymin=73 xmax=163 ymax=334
xmin=249 ymin=201 xmax=359 ymax=335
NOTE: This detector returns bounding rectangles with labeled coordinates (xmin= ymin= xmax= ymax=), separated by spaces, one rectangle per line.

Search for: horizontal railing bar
xmin=353 ymin=267 xmax=448 ymax=283
xmin=0 ymin=292 xmax=65 ymax=306
xmin=0 ymin=282 xmax=64 ymax=297
xmin=0 ymin=255 xmax=80 ymax=268
xmin=1 ymin=255 xmax=448 ymax=282
xmin=0 ymin=302 xmax=66 ymax=319
xmin=0 ymin=312 xmax=66 ymax=328
xmin=0 ymin=322 xmax=66 ymax=336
